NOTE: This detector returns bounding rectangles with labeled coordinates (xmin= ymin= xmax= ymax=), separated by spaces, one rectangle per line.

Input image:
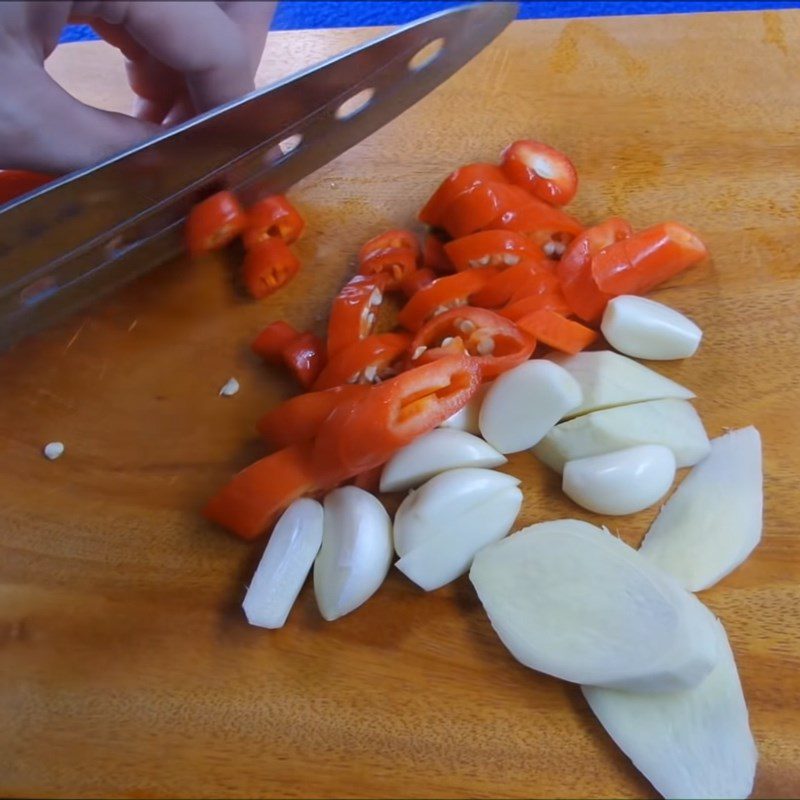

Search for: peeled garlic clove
xmin=393 ymin=467 xmax=521 ymax=557
xmin=562 ymin=445 xmax=676 ymax=515
xmin=380 ymin=429 xmax=506 ymax=493
xmin=439 ymin=382 xmax=491 ymax=435
xmin=470 ymin=519 xmax=719 ymax=692
xmin=601 ymin=295 xmax=703 ymax=360
xmin=395 ymin=485 xmax=522 ymax=591
xmin=550 ymin=350 xmax=694 ymax=419
xmin=479 ymin=360 xmax=582 ymax=454
xmin=242 ymin=498 xmax=324 ymax=629
xmin=639 ymin=426 xmax=762 ymax=591
xmin=314 ymin=487 xmax=393 ymax=621
xmin=583 ymin=612 xmax=757 ymax=800
xmin=534 ymin=398 xmax=710 ymax=473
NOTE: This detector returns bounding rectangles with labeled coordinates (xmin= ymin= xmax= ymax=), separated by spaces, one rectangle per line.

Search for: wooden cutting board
xmin=2 ymin=10 xmax=799 ymax=798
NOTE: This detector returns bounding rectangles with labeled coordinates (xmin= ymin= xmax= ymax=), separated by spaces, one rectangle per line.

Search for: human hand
xmin=0 ymin=1 xmax=275 ymax=173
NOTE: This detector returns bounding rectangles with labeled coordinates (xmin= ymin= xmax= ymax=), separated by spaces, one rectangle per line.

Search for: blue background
xmin=59 ymin=1 xmax=800 ymax=43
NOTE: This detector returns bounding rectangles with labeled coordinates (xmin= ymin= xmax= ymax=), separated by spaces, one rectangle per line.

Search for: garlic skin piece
xmin=562 ymin=445 xmax=676 ymax=515
xmin=583 ymin=612 xmax=757 ymax=800
xmin=314 ymin=487 xmax=393 ymax=621
xmin=43 ymin=442 xmax=65 ymax=460
xmin=393 ymin=468 xmax=522 ymax=590
xmin=439 ymin=382 xmax=491 ymax=435
xmin=219 ymin=377 xmax=240 ymax=396
xmin=379 ymin=429 xmax=506 ymax=492
xmin=479 ymin=360 xmax=582 ymax=454
xmin=601 ymin=295 xmax=703 ymax=360
xmin=551 ymin=350 xmax=694 ymax=419
xmin=639 ymin=426 xmax=762 ymax=591
xmin=243 ymin=498 xmax=323 ymax=629
xmin=533 ymin=398 xmax=710 ymax=474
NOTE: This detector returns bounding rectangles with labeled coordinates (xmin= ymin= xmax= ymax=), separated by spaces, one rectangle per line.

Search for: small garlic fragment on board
xmin=219 ymin=378 xmax=240 ymax=397
xmin=43 ymin=442 xmax=65 ymax=460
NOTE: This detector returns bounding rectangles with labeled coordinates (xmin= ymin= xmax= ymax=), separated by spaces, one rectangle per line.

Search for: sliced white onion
xmin=439 ymin=382 xmax=491 ymax=435
xmin=379 ymin=429 xmax=506 ymax=493
xmin=478 ymin=360 xmax=582 ymax=454
xmin=551 ymin=350 xmax=694 ymax=419
xmin=533 ymin=398 xmax=710 ymax=474
xmin=601 ymin=295 xmax=703 ymax=360
xmin=639 ymin=426 xmax=762 ymax=591
xmin=313 ymin=487 xmax=393 ymax=621
xmin=469 ymin=519 xmax=718 ymax=692
xmin=562 ymin=445 xmax=676 ymax=515
xmin=242 ymin=498 xmax=323 ymax=629
xmin=583 ymin=611 xmax=757 ymax=800
xmin=393 ymin=468 xmax=522 ymax=591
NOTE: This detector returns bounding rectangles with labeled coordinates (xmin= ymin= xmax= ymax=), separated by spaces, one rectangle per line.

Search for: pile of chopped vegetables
xmin=192 ymin=139 xmax=762 ymax=800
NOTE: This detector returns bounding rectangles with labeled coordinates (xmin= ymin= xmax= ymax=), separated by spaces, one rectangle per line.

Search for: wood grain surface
xmin=2 ymin=10 xmax=800 ymax=798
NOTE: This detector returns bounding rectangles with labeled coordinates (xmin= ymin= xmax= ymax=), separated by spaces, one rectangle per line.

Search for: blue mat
xmin=59 ymin=1 xmax=799 ymax=43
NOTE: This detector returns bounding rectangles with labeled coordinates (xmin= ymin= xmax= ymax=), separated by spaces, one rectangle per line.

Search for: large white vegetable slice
xmin=478 ymin=360 xmax=582 ymax=454
xmin=242 ymin=498 xmax=324 ymax=629
xmin=533 ymin=398 xmax=710 ymax=474
xmin=583 ymin=611 xmax=757 ymax=800
xmin=314 ymin=486 xmax=393 ymax=621
xmin=639 ymin=426 xmax=763 ymax=591
xmin=562 ymin=445 xmax=676 ymax=515
xmin=439 ymin=382 xmax=491 ymax=435
xmin=394 ymin=468 xmax=522 ymax=591
xmin=379 ymin=429 xmax=505 ymax=492
xmin=469 ymin=519 xmax=718 ymax=691
xmin=601 ymin=295 xmax=703 ymax=360
xmin=551 ymin=350 xmax=694 ymax=418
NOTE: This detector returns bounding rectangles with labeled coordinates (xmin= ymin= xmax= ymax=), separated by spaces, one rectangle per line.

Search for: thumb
xmin=0 ymin=55 xmax=160 ymax=173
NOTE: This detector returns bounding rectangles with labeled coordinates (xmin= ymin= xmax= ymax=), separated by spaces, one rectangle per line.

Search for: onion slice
xmin=470 ymin=519 xmax=718 ymax=691
xmin=583 ymin=610 xmax=757 ymax=800
xmin=639 ymin=426 xmax=763 ymax=591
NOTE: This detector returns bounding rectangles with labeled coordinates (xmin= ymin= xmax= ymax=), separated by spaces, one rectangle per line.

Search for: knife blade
xmin=0 ymin=2 xmax=518 ymax=350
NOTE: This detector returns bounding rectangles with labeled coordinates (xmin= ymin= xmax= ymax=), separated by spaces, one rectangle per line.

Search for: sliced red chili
xmin=423 ymin=232 xmax=455 ymax=274
xmin=312 ymin=332 xmax=410 ymax=390
xmin=256 ymin=384 xmax=370 ymax=448
xmin=439 ymin=181 xmax=531 ymax=239
xmin=251 ymin=320 xmax=300 ymax=363
xmin=242 ymin=237 xmax=301 ymax=299
xmin=419 ymin=163 xmax=508 ymax=227
xmin=359 ymin=229 xmax=420 ymax=263
xmin=397 ymin=268 xmax=498 ymax=332
xmin=591 ymin=222 xmax=708 ymax=296
xmin=557 ymin=218 xmax=632 ymax=323
xmin=470 ymin=260 xmax=558 ymax=309
xmin=312 ymin=356 xmax=481 ymax=479
xmin=243 ymin=195 xmax=305 ymax=247
xmin=358 ymin=246 xmax=418 ymax=291
xmin=399 ymin=267 xmax=437 ymax=299
xmin=516 ymin=309 xmax=597 ymax=354
xmin=282 ymin=331 xmax=326 ymax=389
xmin=501 ymin=140 xmax=578 ymax=206
xmin=443 ymin=230 xmax=543 ymax=272
xmin=500 ymin=288 xmax=571 ymax=321
xmin=409 ymin=306 xmax=535 ymax=380
xmin=186 ymin=190 xmax=246 ymax=257
xmin=492 ymin=197 xmax=583 ymax=259
xmin=326 ymin=274 xmax=387 ymax=358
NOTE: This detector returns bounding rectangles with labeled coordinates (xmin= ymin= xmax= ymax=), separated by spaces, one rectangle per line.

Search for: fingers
xmin=90 ymin=1 xmax=259 ymax=113
xmin=218 ymin=1 xmax=277 ymax=74
xmin=0 ymin=52 xmax=159 ymax=173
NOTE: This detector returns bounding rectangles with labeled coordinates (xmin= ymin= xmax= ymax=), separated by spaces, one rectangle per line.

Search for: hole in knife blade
xmin=278 ymin=134 xmax=303 ymax=155
xmin=335 ymin=88 xmax=375 ymax=121
xmin=19 ymin=276 xmax=58 ymax=308
xmin=408 ymin=38 xmax=445 ymax=71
